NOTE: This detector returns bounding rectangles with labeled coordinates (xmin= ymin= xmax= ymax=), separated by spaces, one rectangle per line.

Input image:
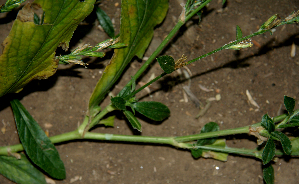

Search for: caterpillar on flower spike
xmin=226 ymin=39 xmax=253 ymax=50
xmin=96 ymin=37 xmax=120 ymax=51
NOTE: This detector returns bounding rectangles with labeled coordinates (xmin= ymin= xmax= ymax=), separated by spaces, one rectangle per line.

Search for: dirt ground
xmin=1 ymin=0 xmax=299 ymax=183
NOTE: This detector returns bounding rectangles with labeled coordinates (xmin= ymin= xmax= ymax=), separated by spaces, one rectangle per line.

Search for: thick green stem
xmin=0 ymin=114 xmax=288 ymax=156
xmin=175 ymin=114 xmax=287 ymax=143
xmin=84 ymin=132 xmax=175 ymax=145
xmin=0 ymin=130 xmax=80 ymax=155
xmin=181 ymin=143 xmax=261 ymax=157
xmin=175 ymin=125 xmax=250 ymax=142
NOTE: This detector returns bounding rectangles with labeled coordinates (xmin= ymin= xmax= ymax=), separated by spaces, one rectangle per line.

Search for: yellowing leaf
xmin=89 ymin=0 xmax=168 ymax=115
xmin=0 ymin=0 xmax=96 ymax=97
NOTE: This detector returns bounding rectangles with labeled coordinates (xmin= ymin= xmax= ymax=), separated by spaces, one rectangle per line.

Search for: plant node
xmin=174 ymin=54 xmax=188 ymax=70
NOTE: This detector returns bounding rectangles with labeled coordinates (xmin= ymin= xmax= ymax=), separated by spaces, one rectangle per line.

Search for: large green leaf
xmin=0 ymin=154 xmax=46 ymax=184
xmin=88 ymin=0 xmax=169 ymax=116
xmin=10 ymin=99 xmax=66 ymax=179
xmin=132 ymin=101 xmax=170 ymax=121
xmin=0 ymin=0 xmax=96 ymax=97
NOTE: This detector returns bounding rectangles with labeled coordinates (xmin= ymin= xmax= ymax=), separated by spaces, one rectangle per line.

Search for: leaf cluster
xmin=111 ymin=88 xmax=170 ymax=132
xmin=261 ymin=96 xmax=297 ymax=184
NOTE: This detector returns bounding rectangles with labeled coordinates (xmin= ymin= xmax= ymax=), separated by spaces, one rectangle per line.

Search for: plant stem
xmin=186 ymin=30 xmax=267 ymax=65
xmin=0 ymin=130 xmax=80 ymax=155
xmin=0 ymin=114 xmax=287 ymax=156
xmin=88 ymin=104 xmax=117 ymax=129
xmin=175 ymin=114 xmax=287 ymax=143
xmin=175 ymin=125 xmax=250 ymax=142
xmin=125 ymin=72 xmax=167 ymax=99
xmin=125 ymin=0 xmax=212 ymax=88
xmin=181 ymin=143 xmax=261 ymax=157
xmin=84 ymin=132 xmax=174 ymax=145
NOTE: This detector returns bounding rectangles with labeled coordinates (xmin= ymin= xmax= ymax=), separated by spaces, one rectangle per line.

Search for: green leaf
xmin=0 ymin=0 xmax=26 ymax=13
xmin=123 ymin=110 xmax=142 ymax=132
xmin=197 ymin=122 xmax=219 ymax=145
xmin=261 ymin=114 xmax=275 ymax=133
xmin=191 ymin=149 xmax=202 ymax=159
xmin=262 ymin=138 xmax=275 ymax=165
xmin=109 ymin=42 xmax=127 ymax=49
xmin=132 ymin=101 xmax=170 ymax=121
xmin=99 ymin=116 xmax=115 ymax=127
xmin=0 ymin=154 xmax=46 ymax=184
xmin=0 ymin=0 xmax=96 ymax=98
xmin=191 ymin=122 xmax=220 ymax=159
xmin=201 ymin=122 xmax=219 ymax=133
xmin=263 ymin=164 xmax=274 ymax=184
xmin=284 ymin=96 xmax=295 ymax=115
xmin=236 ymin=25 xmax=242 ymax=39
xmin=202 ymin=139 xmax=228 ymax=161
xmin=118 ymin=86 xmax=132 ymax=98
xmin=111 ymin=97 xmax=126 ymax=111
xmin=222 ymin=0 xmax=227 ymax=5
xmin=157 ymin=55 xmax=175 ymax=74
xmin=10 ymin=99 xmax=66 ymax=179
xmin=33 ymin=13 xmax=40 ymax=25
xmin=88 ymin=0 xmax=168 ymax=116
xmin=96 ymin=6 xmax=115 ymax=37
xmin=271 ymin=131 xmax=292 ymax=155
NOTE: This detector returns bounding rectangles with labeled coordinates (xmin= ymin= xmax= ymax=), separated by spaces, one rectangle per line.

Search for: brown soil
xmin=1 ymin=0 xmax=299 ymax=183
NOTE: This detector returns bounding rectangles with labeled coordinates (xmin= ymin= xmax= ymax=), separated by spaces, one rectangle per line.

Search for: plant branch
xmin=125 ymin=0 xmax=212 ymax=88
xmin=88 ymin=104 xmax=117 ymax=130
xmin=185 ymin=30 xmax=268 ymax=65
xmin=174 ymin=114 xmax=287 ymax=143
xmin=125 ymin=72 xmax=167 ymax=100
xmin=0 ymin=114 xmax=287 ymax=156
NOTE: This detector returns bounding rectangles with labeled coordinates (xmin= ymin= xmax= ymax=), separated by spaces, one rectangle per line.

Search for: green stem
xmin=125 ymin=0 xmax=212 ymax=88
xmin=0 ymin=114 xmax=288 ymax=156
xmin=88 ymin=104 xmax=117 ymax=130
xmin=125 ymin=72 xmax=167 ymax=99
xmin=84 ymin=132 xmax=175 ymax=145
xmin=175 ymin=125 xmax=250 ymax=142
xmin=276 ymin=115 xmax=290 ymax=129
xmin=175 ymin=114 xmax=287 ymax=143
xmin=0 ymin=130 xmax=80 ymax=155
xmin=186 ymin=30 xmax=267 ymax=65
xmin=182 ymin=143 xmax=261 ymax=157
